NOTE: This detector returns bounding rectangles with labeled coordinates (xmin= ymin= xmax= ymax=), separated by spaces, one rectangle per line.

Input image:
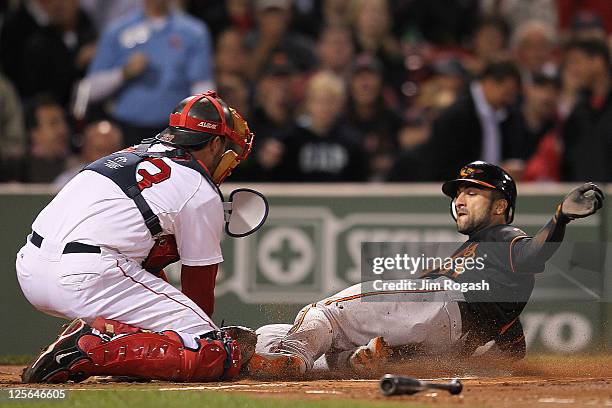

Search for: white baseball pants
xmin=256 ymin=279 xmax=464 ymax=369
xmin=16 ymin=236 xmax=217 ymax=348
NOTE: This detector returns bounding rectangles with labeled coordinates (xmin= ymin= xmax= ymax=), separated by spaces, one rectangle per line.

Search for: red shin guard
xmin=71 ymin=330 xmax=241 ymax=382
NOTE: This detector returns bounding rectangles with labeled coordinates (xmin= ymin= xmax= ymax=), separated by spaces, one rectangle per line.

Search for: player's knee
xmin=299 ymin=308 xmax=333 ymax=337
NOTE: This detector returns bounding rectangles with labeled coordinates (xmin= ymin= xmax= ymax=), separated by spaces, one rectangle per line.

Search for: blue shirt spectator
xmin=84 ymin=2 xmax=213 ymax=145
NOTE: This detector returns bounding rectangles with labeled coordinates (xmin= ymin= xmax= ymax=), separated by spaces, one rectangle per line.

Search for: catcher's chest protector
xmin=83 ymin=143 xmax=222 ymax=237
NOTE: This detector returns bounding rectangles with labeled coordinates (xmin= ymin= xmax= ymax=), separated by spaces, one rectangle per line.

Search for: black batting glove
xmin=556 ymin=182 xmax=604 ymax=224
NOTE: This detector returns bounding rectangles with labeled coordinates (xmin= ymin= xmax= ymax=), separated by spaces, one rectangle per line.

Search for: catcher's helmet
xmin=156 ymin=90 xmax=254 ymax=184
xmin=442 ymin=161 xmax=517 ymax=223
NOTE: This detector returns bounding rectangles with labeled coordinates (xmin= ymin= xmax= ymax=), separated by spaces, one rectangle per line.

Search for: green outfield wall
xmin=1 ymin=183 xmax=610 ymax=355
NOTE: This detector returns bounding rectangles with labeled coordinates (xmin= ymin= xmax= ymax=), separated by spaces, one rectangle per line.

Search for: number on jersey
xmin=137 ymin=158 xmax=171 ymax=190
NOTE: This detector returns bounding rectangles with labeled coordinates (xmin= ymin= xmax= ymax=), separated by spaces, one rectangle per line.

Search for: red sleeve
xmin=522 ymin=132 xmax=561 ymax=182
xmin=181 ymin=264 xmax=218 ymax=317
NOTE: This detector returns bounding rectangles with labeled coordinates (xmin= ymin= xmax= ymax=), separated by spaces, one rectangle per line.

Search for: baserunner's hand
xmin=558 ymin=182 xmax=604 ymax=222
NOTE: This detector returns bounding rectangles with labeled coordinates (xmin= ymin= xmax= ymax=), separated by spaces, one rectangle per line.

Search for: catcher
xmin=246 ymin=161 xmax=604 ymax=377
xmin=17 ymin=91 xmax=257 ymax=383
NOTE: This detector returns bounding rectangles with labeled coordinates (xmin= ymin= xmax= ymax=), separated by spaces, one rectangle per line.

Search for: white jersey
xmin=31 ymin=145 xmax=224 ymax=266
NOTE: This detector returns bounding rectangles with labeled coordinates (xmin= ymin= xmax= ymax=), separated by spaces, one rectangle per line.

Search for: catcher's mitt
xmin=221 ymin=325 xmax=257 ymax=366
xmin=142 ymin=235 xmax=179 ymax=275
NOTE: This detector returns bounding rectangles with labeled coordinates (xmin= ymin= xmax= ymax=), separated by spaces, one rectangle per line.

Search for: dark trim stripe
xmin=324 ymin=289 xmax=444 ymax=306
xmin=499 ymin=317 xmax=519 ymax=335
xmin=509 ymin=235 xmax=529 ymax=273
xmin=286 ymin=304 xmax=316 ymax=336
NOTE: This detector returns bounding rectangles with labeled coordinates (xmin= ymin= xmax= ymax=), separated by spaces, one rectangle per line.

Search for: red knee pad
xmin=71 ymin=330 xmax=241 ymax=382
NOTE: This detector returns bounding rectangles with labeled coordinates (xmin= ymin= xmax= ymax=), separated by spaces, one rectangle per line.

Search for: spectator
xmin=321 ymin=0 xmax=355 ymax=28
xmin=23 ymin=95 xmax=71 ymax=183
xmin=234 ymin=59 xmax=297 ymax=181
xmin=2 ymin=0 xmax=96 ymax=106
xmin=415 ymin=58 xmax=470 ymax=119
xmin=397 ymin=117 xmax=431 ymax=152
xmin=418 ymin=61 xmax=523 ymax=181
xmin=1 ymin=0 xmax=51 ymax=98
xmin=465 ymin=16 xmax=511 ymax=76
xmin=388 ymin=59 xmax=469 ymax=182
xmin=562 ymin=39 xmax=612 ymax=182
xmin=351 ymin=0 xmax=404 ymax=92
xmin=84 ymin=0 xmax=214 ymax=147
xmin=80 ymin=0 xmax=143 ymax=32
xmin=479 ymin=0 xmax=558 ymax=34
xmin=558 ymin=57 xmax=584 ymax=120
xmin=321 ymin=0 xmax=354 ymax=26
xmin=216 ymin=72 xmax=251 ymax=122
xmin=557 ymin=1 xmax=612 ymax=35
xmin=53 ymin=120 xmax=123 ymax=188
xmin=519 ymin=72 xmax=561 ymax=158
xmin=387 ymin=118 xmax=431 ymax=181
xmin=245 ymin=0 xmax=316 ymax=79
xmin=0 ymin=75 xmax=27 ymax=181
xmin=251 ymin=58 xmax=296 ymax=141
xmin=214 ymin=29 xmax=250 ymax=79
xmin=511 ymin=20 xmax=558 ymax=84
xmin=569 ymin=11 xmax=607 ymax=41
xmin=519 ymin=72 xmax=562 ymax=182
xmin=346 ymin=54 xmax=402 ymax=180
xmin=395 ymin=0 xmax=479 ymax=47
xmin=291 ymin=0 xmax=354 ymax=41
xmin=278 ymin=71 xmax=366 ymax=182
xmin=185 ymin=0 xmax=253 ymax=40
xmin=315 ymin=24 xmax=355 ymax=79
xmin=522 ymin=131 xmax=562 ymax=182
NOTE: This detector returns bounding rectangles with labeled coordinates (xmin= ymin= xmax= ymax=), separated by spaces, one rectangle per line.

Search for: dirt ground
xmin=1 ymin=356 xmax=611 ymax=408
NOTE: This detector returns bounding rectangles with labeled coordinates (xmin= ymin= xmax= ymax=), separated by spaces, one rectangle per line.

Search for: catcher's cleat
xmin=246 ymin=352 xmax=306 ymax=378
xmin=22 ymin=319 xmax=93 ymax=383
xmin=349 ymin=336 xmax=392 ymax=375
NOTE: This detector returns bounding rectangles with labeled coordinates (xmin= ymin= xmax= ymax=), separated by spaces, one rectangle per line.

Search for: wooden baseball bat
xmin=380 ymin=374 xmax=463 ymax=396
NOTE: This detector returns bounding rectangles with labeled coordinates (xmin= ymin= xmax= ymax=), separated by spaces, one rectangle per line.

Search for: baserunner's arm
xmin=511 ymin=183 xmax=603 ymax=268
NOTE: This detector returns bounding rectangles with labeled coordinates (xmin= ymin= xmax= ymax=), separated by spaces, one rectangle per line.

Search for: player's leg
xmin=247 ymin=282 xmax=401 ymax=377
xmin=247 ymin=324 xmax=305 ymax=376
xmin=77 ymin=252 xmax=220 ymax=347
xmin=21 ymin=318 xmax=241 ymax=383
xmin=16 ymin=239 xmax=83 ymax=319
xmin=19 ymin=245 xmax=218 ymax=347
xmin=254 ymin=324 xmax=294 ymax=353
xmin=276 ymin=305 xmax=334 ymax=367
xmin=18 ymin=246 xmax=241 ymax=383
xmin=247 ymin=306 xmax=334 ymax=377
xmin=324 ymin=281 xmax=462 ymax=350
xmin=321 ymin=280 xmax=463 ymax=368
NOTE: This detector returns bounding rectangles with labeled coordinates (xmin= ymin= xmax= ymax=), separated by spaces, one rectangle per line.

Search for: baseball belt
xmin=30 ymin=231 xmax=101 ymax=254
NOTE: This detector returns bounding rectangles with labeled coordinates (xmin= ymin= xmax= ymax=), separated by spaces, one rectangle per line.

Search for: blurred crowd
xmin=1 ymin=0 xmax=611 ymax=185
